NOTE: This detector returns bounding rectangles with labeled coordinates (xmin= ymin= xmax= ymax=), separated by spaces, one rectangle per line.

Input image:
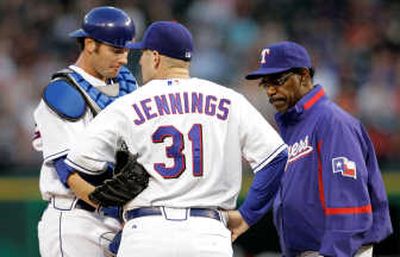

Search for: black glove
xmin=89 ymin=150 xmax=149 ymax=207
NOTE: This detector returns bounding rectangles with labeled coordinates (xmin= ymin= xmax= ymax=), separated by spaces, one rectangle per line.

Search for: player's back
xmin=121 ymin=78 xmax=243 ymax=210
xmin=73 ymin=77 xmax=284 ymax=210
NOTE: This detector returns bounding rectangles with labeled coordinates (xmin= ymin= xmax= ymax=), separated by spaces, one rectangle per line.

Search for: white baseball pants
xmin=38 ymin=196 xmax=121 ymax=257
xmin=117 ymin=207 xmax=233 ymax=257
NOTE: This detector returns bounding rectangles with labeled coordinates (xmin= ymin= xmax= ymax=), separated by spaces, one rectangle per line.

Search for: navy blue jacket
xmin=273 ymin=85 xmax=392 ymax=257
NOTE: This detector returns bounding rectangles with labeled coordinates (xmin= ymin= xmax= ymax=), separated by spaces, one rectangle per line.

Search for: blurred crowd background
xmin=1 ymin=0 xmax=400 ymax=173
xmin=1 ymin=1 xmax=400 ymax=256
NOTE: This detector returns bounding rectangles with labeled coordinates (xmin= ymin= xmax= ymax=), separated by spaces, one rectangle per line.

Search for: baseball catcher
xmin=33 ymin=6 xmax=141 ymax=257
xmin=89 ymin=149 xmax=149 ymax=207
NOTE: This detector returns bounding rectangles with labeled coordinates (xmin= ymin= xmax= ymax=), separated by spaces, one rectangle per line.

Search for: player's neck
xmin=157 ymin=67 xmax=190 ymax=80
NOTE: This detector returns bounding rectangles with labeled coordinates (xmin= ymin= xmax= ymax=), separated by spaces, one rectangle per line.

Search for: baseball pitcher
xmin=62 ymin=21 xmax=288 ymax=257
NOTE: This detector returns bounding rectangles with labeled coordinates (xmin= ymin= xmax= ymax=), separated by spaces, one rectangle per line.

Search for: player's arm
xmin=35 ymin=80 xmax=101 ymax=207
xmin=52 ymin=155 xmax=99 ymax=207
xmin=64 ymin=103 xmax=149 ymax=208
xmin=228 ymin=149 xmax=288 ymax=241
xmin=238 ymin=148 xmax=288 ymax=225
xmin=68 ymin=172 xmax=97 ymax=207
xmin=63 ymin=148 xmax=149 ymax=208
xmin=228 ymin=94 xmax=288 ymax=240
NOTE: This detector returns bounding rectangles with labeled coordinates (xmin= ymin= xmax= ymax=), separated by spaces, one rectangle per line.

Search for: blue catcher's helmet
xmin=69 ymin=6 xmax=136 ymax=49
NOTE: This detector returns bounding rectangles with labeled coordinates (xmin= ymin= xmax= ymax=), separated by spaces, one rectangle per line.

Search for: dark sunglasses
xmin=259 ymin=71 xmax=296 ymax=88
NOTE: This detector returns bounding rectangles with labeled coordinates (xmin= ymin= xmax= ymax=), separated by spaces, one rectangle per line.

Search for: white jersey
xmin=33 ymin=65 xmax=108 ymax=201
xmin=67 ymin=78 xmax=286 ymax=210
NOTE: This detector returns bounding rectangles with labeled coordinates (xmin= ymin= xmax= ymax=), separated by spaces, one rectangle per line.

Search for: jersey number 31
xmin=152 ymin=124 xmax=203 ymax=179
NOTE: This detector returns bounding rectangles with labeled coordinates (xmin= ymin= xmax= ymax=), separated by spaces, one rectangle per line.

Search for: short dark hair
xmin=291 ymin=67 xmax=315 ymax=78
xmin=77 ymin=37 xmax=103 ymax=52
xmin=77 ymin=37 xmax=85 ymax=51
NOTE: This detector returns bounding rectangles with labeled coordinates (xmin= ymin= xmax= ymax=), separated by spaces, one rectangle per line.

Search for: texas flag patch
xmin=332 ymin=157 xmax=357 ymax=179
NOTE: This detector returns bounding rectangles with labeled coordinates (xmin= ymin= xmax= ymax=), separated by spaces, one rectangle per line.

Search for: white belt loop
xmin=162 ymin=207 xmax=189 ymax=221
xmin=50 ymin=196 xmax=77 ymax=211
xmin=219 ymin=210 xmax=228 ymax=227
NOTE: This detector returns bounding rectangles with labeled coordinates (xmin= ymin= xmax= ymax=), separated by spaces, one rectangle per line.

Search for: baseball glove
xmin=89 ymin=149 xmax=149 ymax=207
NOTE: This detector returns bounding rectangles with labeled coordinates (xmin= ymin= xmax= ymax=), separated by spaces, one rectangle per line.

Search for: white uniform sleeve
xmin=238 ymin=95 xmax=286 ymax=173
xmin=66 ymin=100 xmax=128 ymax=174
xmin=33 ymin=100 xmax=89 ymax=161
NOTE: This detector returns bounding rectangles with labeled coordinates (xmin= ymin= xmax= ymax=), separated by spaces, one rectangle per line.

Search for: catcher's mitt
xmin=89 ymin=149 xmax=149 ymax=207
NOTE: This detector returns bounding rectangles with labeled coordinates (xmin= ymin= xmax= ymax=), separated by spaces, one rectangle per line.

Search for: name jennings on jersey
xmin=132 ymin=91 xmax=232 ymax=125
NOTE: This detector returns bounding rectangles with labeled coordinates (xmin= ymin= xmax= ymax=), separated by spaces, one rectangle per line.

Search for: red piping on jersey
xmin=317 ymin=141 xmax=372 ymax=216
xmin=317 ymin=141 xmax=326 ymax=210
xmin=324 ymin=205 xmax=372 ymax=215
xmin=303 ymin=87 xmax=325 ymax=110
xmin=33 ymin=130 xmax=41 ymax=140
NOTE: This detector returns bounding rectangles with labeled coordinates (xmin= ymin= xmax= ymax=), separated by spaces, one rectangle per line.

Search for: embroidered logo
xmin=288 ymin=135 xmax=313 ymax=163
xmin=332 ymin=157 xmax=357 ymax=179
xmin=260 ymin=48 xmax=271 ymax=64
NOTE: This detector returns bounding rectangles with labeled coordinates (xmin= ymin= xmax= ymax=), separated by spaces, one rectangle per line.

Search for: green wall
xmin=0 ymin=201 xmax=44 ymax=257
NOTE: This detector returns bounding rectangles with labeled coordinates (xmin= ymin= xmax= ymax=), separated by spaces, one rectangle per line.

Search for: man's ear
xmin=299 ymin=69 xmax=312 ymax=88
xmin=152 ymin=50 xmax=161 ymax=69
xmin=85 ymin=38 xmax=96 ymax=53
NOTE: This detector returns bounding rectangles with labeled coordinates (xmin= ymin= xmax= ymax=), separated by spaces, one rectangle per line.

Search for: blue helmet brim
xmin=69 ymin=29 xmax=89 ymax=38
xmin=69 ymin=29 xmax=136 ymax=49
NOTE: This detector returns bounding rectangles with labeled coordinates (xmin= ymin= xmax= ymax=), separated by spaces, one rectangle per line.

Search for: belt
xmin=75 ymin=199 xmax=96 ymax=212
xmin=125 ymin=207 xmax=221 ymax=221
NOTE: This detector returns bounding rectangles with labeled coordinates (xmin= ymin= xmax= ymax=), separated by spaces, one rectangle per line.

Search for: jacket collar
xmin=275 ymin=84 xmax=327 ymax=124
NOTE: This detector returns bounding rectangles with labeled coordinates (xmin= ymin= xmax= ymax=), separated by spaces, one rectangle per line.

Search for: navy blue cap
xmin=245 ymin=41 xmax=312 ymax=80
xmin=129 ymin=21 xmax=193 ymax=61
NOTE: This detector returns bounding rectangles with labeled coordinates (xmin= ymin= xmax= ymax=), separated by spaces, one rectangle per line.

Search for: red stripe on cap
xmin=303 ymin=88 xmax=325 ymax=110
xmin=317 ymin=140 xmax=373 ymax=216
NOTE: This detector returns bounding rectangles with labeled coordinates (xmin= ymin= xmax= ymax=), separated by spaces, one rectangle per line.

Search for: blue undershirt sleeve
xmin=54 ymin=157 xmax=114 ymax=188
xmin=54 ymin=156 xmax=75 ymax=188
xmin=238 ymin=149 xmax=288 ymax=226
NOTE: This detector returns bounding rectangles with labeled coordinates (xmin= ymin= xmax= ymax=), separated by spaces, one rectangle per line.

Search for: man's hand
xmin=227 ymin=210 xmax=250 ymax=242
xmin=88 ymin=150 xmax=149 ymax=207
